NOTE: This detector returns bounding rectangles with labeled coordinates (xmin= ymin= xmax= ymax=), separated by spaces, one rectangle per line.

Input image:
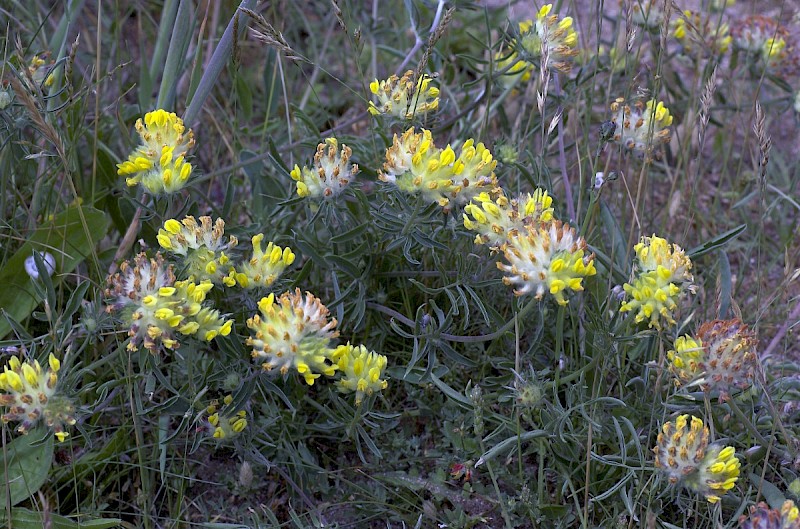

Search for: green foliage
xmin=1 ymin=0 xmax=799 ymax=527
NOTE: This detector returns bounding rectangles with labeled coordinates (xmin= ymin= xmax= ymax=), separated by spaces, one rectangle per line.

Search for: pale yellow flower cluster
xmin=379 ymin=127 xmax=498 ymax=210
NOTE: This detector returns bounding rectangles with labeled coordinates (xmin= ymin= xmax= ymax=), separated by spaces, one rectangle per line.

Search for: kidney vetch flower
xmin=233 ymin=234 xmax=296 ymax=289
xmin=668 ymin=319 xmax=757 ymax=401
xmin=463 ymin=188 xmax=554 ymax=248
xmin=368 ymin=70 xmax=439 ymax=119
xmin=380 ymin=127 xmax=498 ymax=210
xmin=619 ymin=235 xmax=694 ymax=329
xmin=332 ymin=343 xmax=389 ymax=404
xmin=117 ymin=109 xmax=195 ymax=194
xmin=516 ymin=5 xmax=579 ymax=72
xmin=497 ymin=220 xmax=596 ymax=305
xmin=0 ymin=354 xmax=75 ymax=442
xmin=609 ymin=98 xmax=673 ymax=159
xmin=246 ymin=289 xmax=339 ymax=385
xmin=290 ymin=137 xmax=359 ymax=198
xmin=653 ymin=414 xmax=740 ymax=503
xmin=158 ymin=216 xmax=238 ymax=286
xmin=739 ymin=500 xmax=800 ymax=529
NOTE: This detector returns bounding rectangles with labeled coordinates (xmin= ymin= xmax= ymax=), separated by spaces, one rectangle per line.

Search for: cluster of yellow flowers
xmin=105 ymin=253 xmax=232 ymax=353
xmin=619 ymin=235 xmax=694 ymax=329
xmin=0 ymin=354 xmax=75 ymax=442
xmin=653 ymin=414 xmax=740 ymax=503
xmin=740 ymin=500 xmax=800 ymax=529
xmin=516 ymin=5 xmax=578 ymax=73
xmin=117 ymin=110 xmax=195 ymax=194
xmin=608 ymin=98 xmax=673 ymax=158
xmin=368 ymin=70 xmax=439 ymax=119
xmin=497 ymin=220 xmax=596 ymax=306
xmin=672 ymin=10 xmax=732 ymax=55
xmin=246 ymin=290 xmax=388 ymax=403
xmin=733 ymin=16 xmax=789 ymax=69
xmin=379 ymin=127 xmax=498 ymax=210
xmin=290 ymin=138 xmax=359 ymax=199
xmin=158 ymin=216 xmax=238 ymax=286
xmin=158 ymin=216 xmax=296 ymax=289
xmin=463 ymin=188 xmax=554 ymax=248
xmin=668 ymin=318 xmax=757 ymax=401
xmin=205 ymin=394 xmax=248 ymax=440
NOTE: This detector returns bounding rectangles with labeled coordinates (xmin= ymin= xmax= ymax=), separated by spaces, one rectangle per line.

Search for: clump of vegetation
xmin=1 ymin=1 xmax=799 ymax=527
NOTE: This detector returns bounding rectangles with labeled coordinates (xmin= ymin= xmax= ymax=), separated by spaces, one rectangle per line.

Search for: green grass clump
xmin=1 ymin=1 xmax=799 ymax=527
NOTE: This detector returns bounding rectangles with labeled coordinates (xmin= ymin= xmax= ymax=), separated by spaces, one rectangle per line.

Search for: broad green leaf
xmin=0 ymin=205 xmax=109 ymax=339
xmin=0 ymin=428 xmax=54 ymax=507
xmin=0 ymin=508 xmax=121 ymax=529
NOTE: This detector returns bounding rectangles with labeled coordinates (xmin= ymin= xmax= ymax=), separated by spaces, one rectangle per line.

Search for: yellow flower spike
xmin=158 ymin=217 xmax=238 ymax=285
xmin=368 ymin=70 xmax=440 ymax=119
xmin=609 ymin=98 xmax=674 ymax=159
xmin=732 ymin=16 xmax=789 ymax=69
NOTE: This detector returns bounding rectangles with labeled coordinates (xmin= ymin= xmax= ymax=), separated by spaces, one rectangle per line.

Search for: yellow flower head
xmin=669 ymin=319 xmax=757 ymax=401
xmin=117 ymin=109 xmax=196 ymax=194
xmin=331 ymin=343 xmax=389 ymax=405
xmin=234 ymin=234 xmax=295 ymax=289
xmin=653 ymin=415 xmax=739 ymax=504
xmin=25 ymin=54 xmax=55 ymax=89
xmin=246 ymin=289 xmax=339 ymax=385
xmin=205 ymin=394 xmax=248 ymax=440
xmin=0 ymin=354 xmax=75 ymax=442
xmin=516 ymin=5 xmax=579 ymax=72
xmin=380 ymin=128 xmax=498 ymax=210
xmin=105 ymin=253 xmax=232 ymax=353
xmin=673 ymin=11 xmax=732 ymax=55
xmin=497 ymin=220 xmax=596 ymax=305
xmin=609 ymin=98 xmax=673 ymax=158
xmin=619 ymin=235 xmax=694 ymax=329
xmin=739 ymin=500 xmax=800 ymax=529
xmin=368 ymin=70 xmax=439 ymax=119
xmin=157 ymin=216 xmax=238 ymax=286
xmin=290 ymin=138 xmax=359 ymax=198
xmin=733 ymin=16 xmax=790 ymax=69
xmin=463 ymin=188 xmax=554 ymax=248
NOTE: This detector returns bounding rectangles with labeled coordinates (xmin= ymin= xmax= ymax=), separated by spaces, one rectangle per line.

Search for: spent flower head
xmin=117 ymin=109 xmax=196 ymax=194
xmin=669 ymin=319 xmax=757 ymax=401
xmin=517 ymin=5 xmax=579 ymax=72
xmin=653 ymin=415 xmax=740 ymax=503
xmin=739 ymin=500 xmax=800 ymax=529
xmin=619 ymin=235 xmax=694 ymax=329
xmin=463 ymin=189 xmax=554 ymax=248
xmin=609 ymin=98 xmax=673 ymax=159
xmin=234 ymin=234 xmax=295 ymax=289
xmin=290 ymin=138 xmax=359 ymax=198
xmin=331 ymin=343 xmax=389 ymax=405
xmin=497 ymin=220 xmax=596 ymax=305
xmin=158 ymin=216 xmax=238 ymax=286
xmin=0 ymin=354 xmax=75 ymax=442
xmin=380 ymin=128 xmax=498 ymax=210
xmin=368 ymin=70 xmax=439 ymax=119
xmin=205 ymin=394 xmax=248 ymax=440
xmin=246 ymin=289 xmax=339 ymax=385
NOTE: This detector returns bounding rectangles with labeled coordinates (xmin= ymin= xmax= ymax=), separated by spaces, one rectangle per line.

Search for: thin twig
xmin=396 ymin=0 xmax=446 ymax=73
